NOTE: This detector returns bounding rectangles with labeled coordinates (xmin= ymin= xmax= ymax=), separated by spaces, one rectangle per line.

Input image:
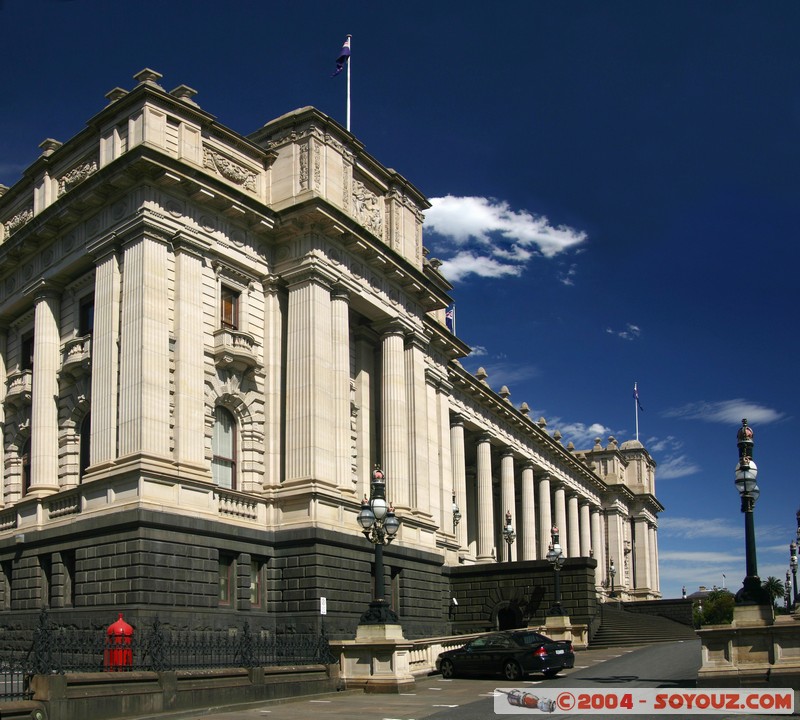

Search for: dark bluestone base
xmin=359 ymin=599 xmax=400 ymax=625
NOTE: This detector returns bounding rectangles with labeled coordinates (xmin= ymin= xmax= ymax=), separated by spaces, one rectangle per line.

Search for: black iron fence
xmin=0 ymin=609 xmax=336 ymax=700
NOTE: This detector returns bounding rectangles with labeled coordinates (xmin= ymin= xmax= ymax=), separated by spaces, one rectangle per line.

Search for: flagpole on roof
xmin=346 ymin=34 xmax=351 ymax=132
xmin=633 ymin=381 xmax=640 ymax=441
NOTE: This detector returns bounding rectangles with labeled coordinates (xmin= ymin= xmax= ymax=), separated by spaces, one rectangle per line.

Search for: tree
xmin=696 ymin=589 xmax=735 ymax=626
xmin=762 ymin=576 xmax=785 ymax=607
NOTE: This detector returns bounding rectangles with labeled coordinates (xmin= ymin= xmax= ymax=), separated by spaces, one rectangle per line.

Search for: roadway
xmin=131 ymin=639 xmax=797 ymax=720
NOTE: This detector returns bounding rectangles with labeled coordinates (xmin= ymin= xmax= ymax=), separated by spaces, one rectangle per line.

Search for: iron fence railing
xmin=0 ymin=609 xmax=335 ymax=699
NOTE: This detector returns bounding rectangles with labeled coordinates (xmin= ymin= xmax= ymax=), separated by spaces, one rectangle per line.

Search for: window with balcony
xmin=218 ymin=555 xmax=234 ymax=606
xmin=79 ymin=294 xmax=94 ymax=336
xmin=220 ymin=286 xmax=239 ymax=330
xmin=212 ymin=406 xmax=237 ymax=490
xmin=20 ymin=333 xmax=34 ymax=371
xmin=21 ymin=439 xmax=31 ymax=496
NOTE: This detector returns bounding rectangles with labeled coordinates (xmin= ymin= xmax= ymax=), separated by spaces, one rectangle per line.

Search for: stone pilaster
xmin=173 ymin=240 xmax=205 ymax=467
xmin=567 ymin=493 xmax=580 ymax=557
xmin=500 ymin=448 xmax=516 ymax=562
xmin=650 ymin=524 xmax=660 ymax=593
xmin=606 ymin=509 xmax=625 ymax=591
xmin=90 ymin=248 xmax=120 ymax=467
xmin=380 ymin=321 xmax=409 ymax=508
xmin=262 ymin=276 xmax=283 ymax=488
xmin=431 ymin=375 xmax=452 ymax=535
xmin=0 ymin=329 xmax=6 ymax=505
xmin=284 ymin=269 xmax=335 ymax=484
xmin=450 ymin=415 xmax=467 ymax=554
xmin=331 ymin=286 xmax=352 ymax=492
xmin=29 ymin=287 xmax=60 ymax=495
xmin=520 ymin=462 xmax=537 ymax=560
xmin=118 ymin=236 xmax=170 ymax=458
xmin=579 ymin=501 xmax=591 ymax=557
xmin=537 ymin=473 xmax=553 ymax=558
xmin=475 ymin=433 xmax=494 ymax=563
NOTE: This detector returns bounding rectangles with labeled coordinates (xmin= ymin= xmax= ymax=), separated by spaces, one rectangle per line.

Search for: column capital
xmin=331 ymin=284 xmax=351 ymax=302
xmin=476 ymin=431 xmax=493 ymax=445
xmin=375 ymin=317 xmax=408 ymax=339
xmin=450 ymin=413 xmax=465 ymax=429
xmin=500 ymin=446 xmax=515 ymax=459
xmin=282 ymin=262 xmax=337 ymax=291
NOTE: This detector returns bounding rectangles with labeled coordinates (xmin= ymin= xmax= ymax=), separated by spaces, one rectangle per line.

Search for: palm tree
xmin=762 ymin=576 xmax=784 ymax=606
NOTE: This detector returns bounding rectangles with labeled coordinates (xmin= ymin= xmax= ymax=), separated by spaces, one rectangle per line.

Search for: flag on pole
xmin=332 ymin=36 xmax=351 ymax=77
xmin=445 ymin=305 xmax=456 ymax=333
xmin=633 ymin=383 xmax=644 ymax=412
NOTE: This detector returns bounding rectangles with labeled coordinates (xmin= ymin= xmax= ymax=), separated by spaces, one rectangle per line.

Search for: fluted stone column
xmin=90 ymin=249 xmax=120 ymax=467
xmin=590 ymin=506 xmax=604 ymax=587
xmin=553 ymin=483 xmax=567 ymax=557
xmin=380 ymin=321 xmax=409 ymax=508
xmin=650 ymin=525 xmax=660 ymax=593
xmin=406 ymin=332 xmax=430 ymax=512
xmin=262 ymin=277 xmax=283 ymax=487
xmin=173 ymin=241 xmax=205 ymax=467
xmin=284 ymin=270 xmax=335 ymax=484
xmin=432 ymin=376 xmax=452 ymax=531
xmin=467 ymin=470 xmax=478 ymax=559
xmin=118 ymin=236 xmax=170 ymax=458
xmin=450 ymin=414 xmax=468 ymax=552
xmin=567 ymin=493 xmax=580 ymax=557
xmin=634 ymin=517 xmax=652 ymax=590
xmin=500 ymin=448 xmax=516 ymax=562
xmin=606 ymin=509 xmax=625 ymax=590
xmin=476 ymin=434 xmax=494 ymax=563
xmin=331 ymin=286 xmax=351 ymax=491
xmin=579 ymin=501 xmax=592 ymax=557
xmin=353 ymin=327 xmax=377 ymax=499
xmin=520 ymin=462 xmax=537 ymax=560
xmin=537 ymin=473 xmax=553 ymax=558
xmin=0 ymin=329 xmax=5 ymax=504
xmin=29 ymin=288 xmax=60 ymax=495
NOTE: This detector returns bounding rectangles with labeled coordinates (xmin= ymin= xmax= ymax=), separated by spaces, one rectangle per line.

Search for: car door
xmin=460 ymin=636 xmax=490 ymax=675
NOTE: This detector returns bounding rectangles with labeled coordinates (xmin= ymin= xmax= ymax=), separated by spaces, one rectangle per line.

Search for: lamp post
xmin=609 ymin=559 xmax=617 ymax=599
xmin=786 ymin=570 xmax=792 ymax=611
xmin=545 ymin=525 xmax=566 ymax=615
xmin=357 ymin=465 xmax=401 ymax=625
xmin=790 ymin=540 xmax=798 ymax=609
xmin=452 ymin=494 xmax=461 ymax=533
xmin=733 ymin=419 xmax=769 ymax=605
xmin=503 ymin=510 xmax=516 ymax=562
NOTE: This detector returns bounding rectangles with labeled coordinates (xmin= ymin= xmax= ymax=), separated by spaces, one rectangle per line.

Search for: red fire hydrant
xmin=104 ymin=613 xmax=133 ymax=671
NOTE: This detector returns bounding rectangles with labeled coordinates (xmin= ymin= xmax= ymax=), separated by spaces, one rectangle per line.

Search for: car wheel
xmin=543 ymin=668 xmax=560 ymax=678
xmin=502 ymin=659 xmax=522 ymax=681
xmin=440 ymin=658 xmax=456 ymax=679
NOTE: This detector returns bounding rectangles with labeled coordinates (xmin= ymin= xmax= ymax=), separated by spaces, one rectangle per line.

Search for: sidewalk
xmin=131 ymin=644 xmax=649 ymax=720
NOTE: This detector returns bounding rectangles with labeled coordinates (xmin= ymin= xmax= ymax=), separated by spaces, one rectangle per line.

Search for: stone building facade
xmin=0 ymin=70 xmax=662 ymax=640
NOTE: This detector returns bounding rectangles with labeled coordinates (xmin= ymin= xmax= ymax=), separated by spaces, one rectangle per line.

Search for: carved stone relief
xmin=352 ymin=180 xmax=382 ymax=236
xmin=58 ymin=159 xmax=98 ymax=197
xmin=203 ymin=146 xmax=257 ymax=192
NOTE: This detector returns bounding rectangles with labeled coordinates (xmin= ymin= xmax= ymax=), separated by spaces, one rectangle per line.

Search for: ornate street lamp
xmin=733 ymin=419 xmax=769 ymax=605
xmin=503 ymin=510 xmax=516 ymax=561
xmin=786 ymin=570 xmax=792 ymax=611
xmin=790 ymin=540 xmax=798 ymax=609
xmin=609 ymin=558 xmax=617 ymax=599
xmin=546 ymin=525 xmax=566 ymax=615
xmin=452 ymin=494 xmax=461 ymax=532
xmin=357 ymin=465 xmax=401 ymax=625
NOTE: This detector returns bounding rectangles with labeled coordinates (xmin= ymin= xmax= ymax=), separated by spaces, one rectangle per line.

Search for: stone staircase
xmin=591 ymin=603 xmax=698 ymax=648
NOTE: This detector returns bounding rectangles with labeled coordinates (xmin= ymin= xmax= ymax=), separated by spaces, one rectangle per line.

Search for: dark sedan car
xmin=436 ymin=630 xmax=574 ymax=681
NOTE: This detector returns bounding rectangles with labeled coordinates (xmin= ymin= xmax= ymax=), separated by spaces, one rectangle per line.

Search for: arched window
xmin=79 ymin=414 xmax=91 ymax=480
xmin=212 ymin=406 xmax=236 ymax=489
xmin=21 ymin=439 xmax=31 ymax=496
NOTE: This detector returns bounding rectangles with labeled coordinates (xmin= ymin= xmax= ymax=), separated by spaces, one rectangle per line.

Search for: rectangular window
xmin=220 ymin=287 xmax=239 ymax=330
xmin=1 ymin=561 xmax=12 ymax=611
xmin=219 ymin=555 xmax=234 ymax=606
xmin=62 ymin=550 xmax=76 ymax=607
xmin=79 ymin=294 xmax=95 ymax=336
xmin=212 ymin=407 xmax=236 ymax=490
xmin=41 ymin=555 xmax=52 ymax=606
xmin=390 ymin=568 xmax=401 ymax=614
xmin=250 ymin=559 xmax=262 ymax=607
xmin=21 ymin=333 xmax=34 ymax=371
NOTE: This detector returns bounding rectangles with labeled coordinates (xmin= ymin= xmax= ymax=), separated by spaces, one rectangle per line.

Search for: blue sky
xmin=2 ymin=0 xmax=798 ymax=602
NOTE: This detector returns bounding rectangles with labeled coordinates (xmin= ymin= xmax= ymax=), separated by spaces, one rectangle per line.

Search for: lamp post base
xmin=359 ymin=599 xmax=400 ymax=626
xmin=735 ymin=575 xmax=771 ymax=605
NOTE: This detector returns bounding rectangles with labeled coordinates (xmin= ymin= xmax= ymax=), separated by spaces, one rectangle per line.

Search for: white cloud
xmin=656 ymin=454 xmax=701 ymax=479
xmin=660 ymin=517 xmax=742 ymax=540
xmin=664 ymin=400 xmax=785 ymax=425
xmin=605 ymin=323 xmax=641 ymax=341
xmin=558 ymin=422 xmax=612 ymax=448
xmin=469 ymin=345 xmax=488 ymax=357
xmin=424 ymin=196 xmax=587 ymax=283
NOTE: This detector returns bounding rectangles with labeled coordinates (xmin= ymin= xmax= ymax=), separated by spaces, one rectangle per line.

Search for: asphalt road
xmin=132 ymin=640 xmax=798 ymax=720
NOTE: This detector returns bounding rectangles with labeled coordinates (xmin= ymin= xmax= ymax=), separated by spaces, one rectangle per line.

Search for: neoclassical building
xmin=0 ymin=69 xmax=662 ymax=639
